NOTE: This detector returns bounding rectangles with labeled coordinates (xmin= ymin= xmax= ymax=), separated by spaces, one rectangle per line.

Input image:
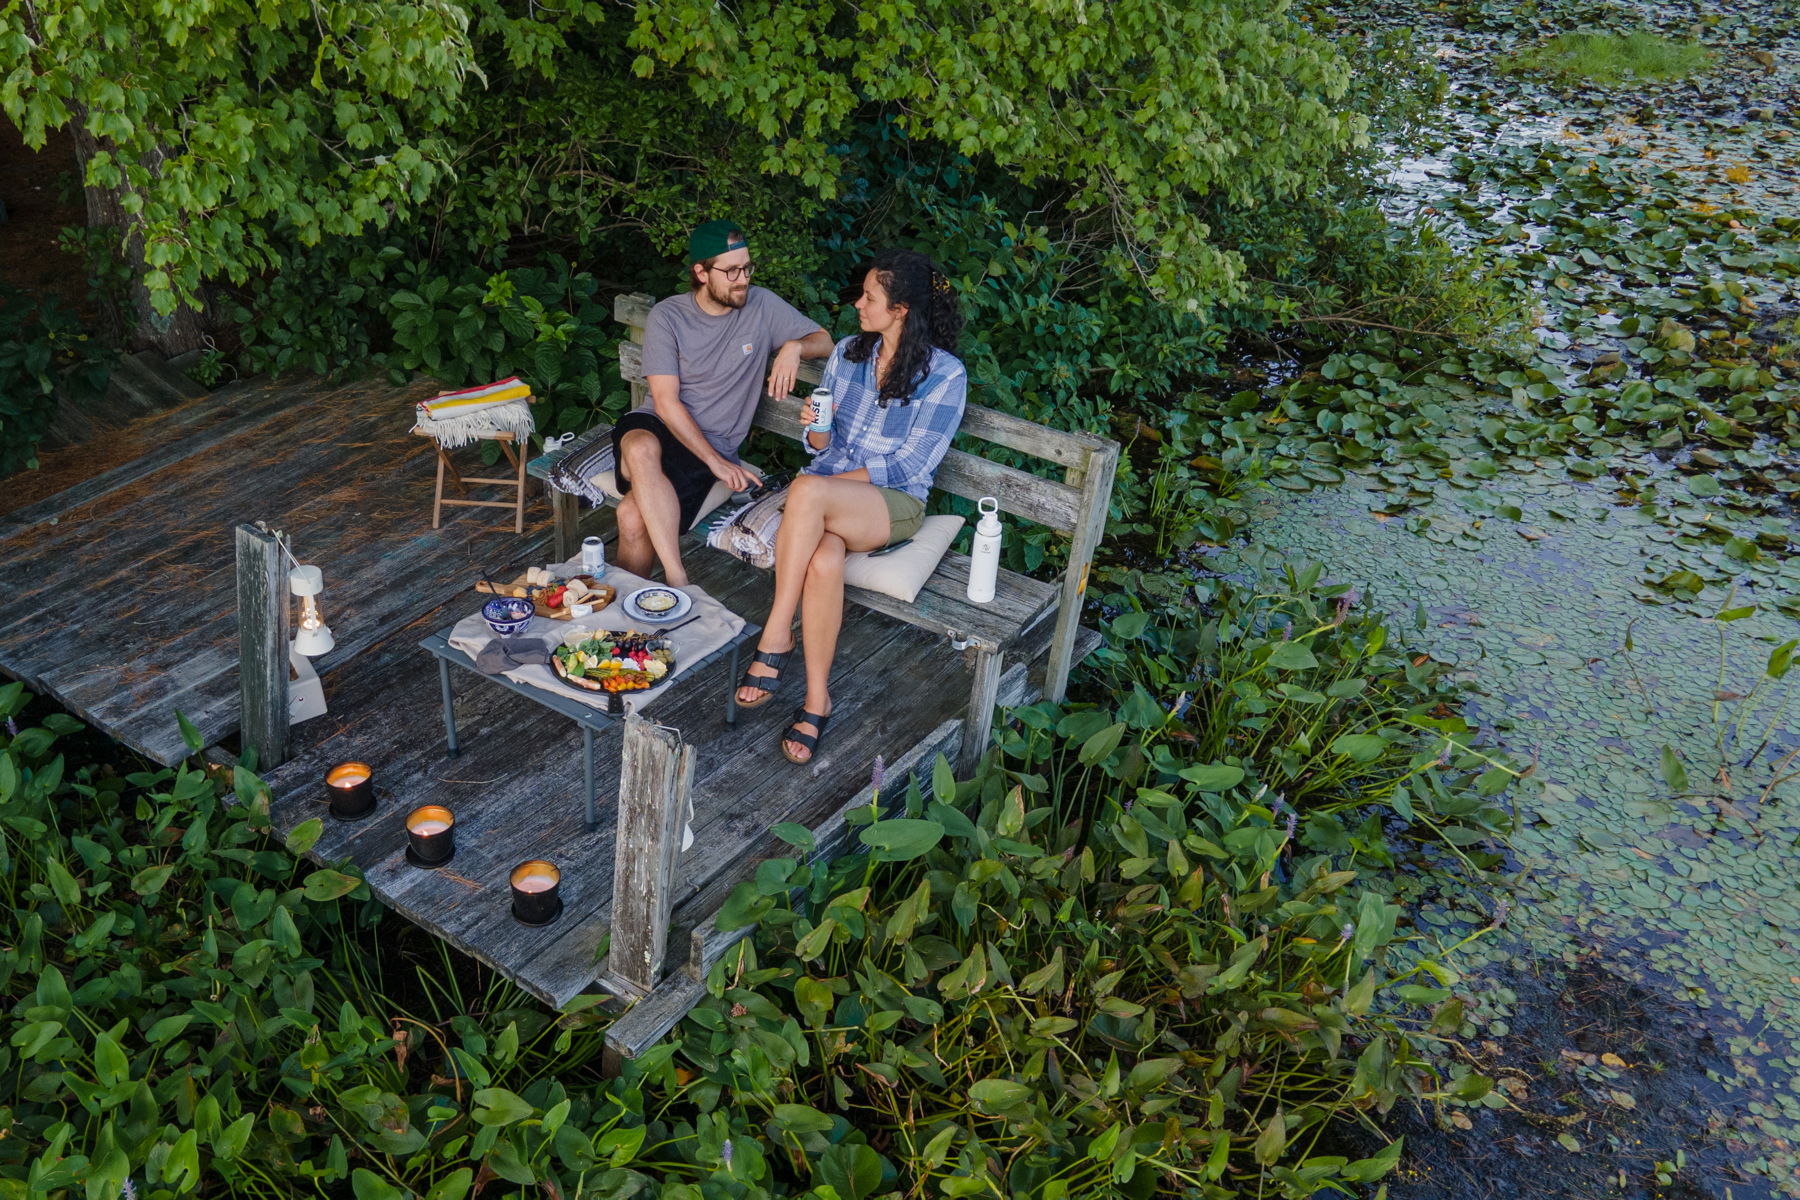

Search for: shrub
xmin=0 ymin=286 xmax=113 ymax=476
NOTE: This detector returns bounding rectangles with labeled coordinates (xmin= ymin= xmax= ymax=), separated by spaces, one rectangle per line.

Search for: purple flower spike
xmin=1339 ymin=923 xmax=1355 ymax=945
xmin=1170 ymin=691 xmax=1192 ymax=721
xmin=870 ymin=754 xmax=885 ymax=799
xmin=1270 ymin=793 xmax=1285 ymax=817
xmin=1493 ymin=898 xmax=1511 ymax=927
xmin=721 ymin=1139 xmax=734 ymax=1168
xmin=1284 ymin=812 xmax=1298 ymax=841
xmin=122 ymin=1181 xmax=138 ymax=1200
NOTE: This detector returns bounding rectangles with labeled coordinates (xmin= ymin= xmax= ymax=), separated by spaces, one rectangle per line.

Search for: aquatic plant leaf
xmin=1660 ymin=746 xmax=1689 ymax=793
xmin=1179 ymin=763 xmax=1246 ymax=791
xmin=1331 ymin=733 xmax=1387 ymax=762
xmin=285 ymin=817 xmax=323 ymax=855
xmin=472 ymin=1087 xmax=534 ymax=1126
xmin=770 ymin=822 xmax=816 ymax=852
xmin=1266 ymin=642 xmax=1320 ymax=670
xmin=302 ymin=869 xmax=362 ymax=901
xmin=859 ymin=819 xmax=945 ymax=861
xmin=969 ymin=1078 xmax=1034 ymax=1113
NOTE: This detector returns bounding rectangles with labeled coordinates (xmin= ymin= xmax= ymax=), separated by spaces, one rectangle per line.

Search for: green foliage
xmin=1093 ymin=565 xmax=1517 ymax=864
xmin=0 ymin=286 xmax=113 ymax=475
xmin=628 ymin=0 xmax=1363 ymax=311
xmin=0 ymin=0 xmax=498 ymax=317
xmin=231 ymin=243 xmax=632 ymax=439
xmin=695 ymin=571 xmax=1511 ymax=1198
xmin=0 ymin=555 xmax=1514 ymax=1199
xmin=1498 ymin=30 xmax=1712 ymax=84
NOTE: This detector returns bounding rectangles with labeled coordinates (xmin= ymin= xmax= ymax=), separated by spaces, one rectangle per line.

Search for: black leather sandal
xmin=781 ymin=708 xmax=832 ymax=764
xmin=735 ymin=649 xmax=791 ymax=709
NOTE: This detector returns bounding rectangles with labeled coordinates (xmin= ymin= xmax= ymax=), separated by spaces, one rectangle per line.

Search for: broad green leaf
xmin=303 ymin=869 xmax=362 ymax=901
xmin=770 ymin=822 xmax=816 ymax=851
xmin=1078 ymin=721 xmax=1126 ymax=766
xmin=771 ymin=1103 xmax=835 ymax=1134
xmin=1342 ymin=1137 xmax=1403 ymax=1182
xmin=285 ymin=818 xmax=324 ymax=855
xmin=1178 ymin=763 xmax=1244 ymax=791
xmin=177 ymin=710 xmax=203 ymax=754
xmin=1331 ymin=733 xmax=1387 ymax=762
xmin=1265 ymin=641 xmax=1319 ymax=670
xmin=1660 ymin=745 xmax=1689 ymax=793
xmin=860 ymin=819 xmax=943 ymax=861
xmin=472 ymin=1087 xmax=534 ymax=1126
xmin=969 ymin=1078 xmax=1034 ymax=1113
xmin=1252 ymin=1108 xmax=1287 ymax=1166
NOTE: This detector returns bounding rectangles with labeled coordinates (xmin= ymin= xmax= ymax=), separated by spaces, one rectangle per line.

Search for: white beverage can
xmin=807 ymin=387 xmax=835 ymax=433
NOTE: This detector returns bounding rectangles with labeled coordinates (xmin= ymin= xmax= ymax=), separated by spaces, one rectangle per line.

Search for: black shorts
xmin=612 ymin=410 xmax=721 ymax=533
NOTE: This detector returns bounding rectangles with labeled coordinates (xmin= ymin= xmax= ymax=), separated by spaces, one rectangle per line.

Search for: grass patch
xmin=1499 ymin=30 xmax=1711 ymax=85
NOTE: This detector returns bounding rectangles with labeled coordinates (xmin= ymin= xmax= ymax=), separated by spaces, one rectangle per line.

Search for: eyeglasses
xmin=708 ymin=262 xmax=754 ymax=282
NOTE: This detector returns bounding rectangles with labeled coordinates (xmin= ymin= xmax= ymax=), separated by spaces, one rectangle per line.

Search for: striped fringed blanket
xmin=546 ymin=423 xmax=617 ymax=505
xmin=412 ymin=377 xmax=536 ymax=448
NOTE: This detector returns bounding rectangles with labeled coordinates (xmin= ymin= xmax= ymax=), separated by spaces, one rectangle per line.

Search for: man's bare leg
xmin=613 ymin=495 xmax=654 ymax=578
xmin=617 ymin=430 xmax=689 ymax=585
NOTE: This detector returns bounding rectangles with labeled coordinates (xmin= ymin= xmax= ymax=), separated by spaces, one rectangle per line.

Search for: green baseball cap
xmin=687 ymin=218 xmax=748 ymax=264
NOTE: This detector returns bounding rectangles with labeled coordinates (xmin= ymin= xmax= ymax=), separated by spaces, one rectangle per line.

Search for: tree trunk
xmin=67 ymin=109 xmax=209 ymax=357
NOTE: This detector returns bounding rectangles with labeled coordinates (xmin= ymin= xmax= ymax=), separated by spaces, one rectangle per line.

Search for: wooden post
xmin=959 ymin=648 xmax=1004 ymax=775
xmin=235 ymin=523 xmax=289 ymax=769
xmin=1046 ymin=441 xmax=1118 ymax=704
xmin=609 ymin=711 xmax=694 ymax=995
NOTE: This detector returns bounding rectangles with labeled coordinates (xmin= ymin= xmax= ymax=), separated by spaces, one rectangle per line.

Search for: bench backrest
xmin=613 ymin=292 xmax=1119 ymax=701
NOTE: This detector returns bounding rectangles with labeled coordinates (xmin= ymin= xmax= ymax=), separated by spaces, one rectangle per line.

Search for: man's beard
xmin=708 ymin=278 xmax=748 ymax=309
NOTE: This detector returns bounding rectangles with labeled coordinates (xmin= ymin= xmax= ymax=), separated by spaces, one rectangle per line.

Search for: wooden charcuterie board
xmin=474 ymin=572 xmax=615 ymax=620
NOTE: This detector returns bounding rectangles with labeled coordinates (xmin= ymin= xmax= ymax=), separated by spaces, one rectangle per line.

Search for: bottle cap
xmin=976 ymin=496 xmax=1000 ymax=533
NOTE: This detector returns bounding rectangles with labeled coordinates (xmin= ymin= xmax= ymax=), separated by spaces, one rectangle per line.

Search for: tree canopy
xmin=3 ymin=0 xmax=1362 ymax=319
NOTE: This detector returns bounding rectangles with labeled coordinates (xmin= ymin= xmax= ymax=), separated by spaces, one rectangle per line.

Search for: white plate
xmin=623 ymin=587 xmax=693 ymax=624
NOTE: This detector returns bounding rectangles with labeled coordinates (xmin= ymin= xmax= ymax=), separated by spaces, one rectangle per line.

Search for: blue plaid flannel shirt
xmin=804 ymin=337 xmax=967 ymax=502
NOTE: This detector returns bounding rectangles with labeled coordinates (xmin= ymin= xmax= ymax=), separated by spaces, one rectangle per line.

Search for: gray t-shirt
xmin=638 ymin=286 xmax=822 ymax=461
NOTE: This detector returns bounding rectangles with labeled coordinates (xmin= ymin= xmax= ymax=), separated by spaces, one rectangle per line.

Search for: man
xmin=612 ymin=219 xmax=832 ymax=585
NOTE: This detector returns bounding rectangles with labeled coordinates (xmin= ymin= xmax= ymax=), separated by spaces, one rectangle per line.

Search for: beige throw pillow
xmin=843 ymin=515 xmax=964 ymax=603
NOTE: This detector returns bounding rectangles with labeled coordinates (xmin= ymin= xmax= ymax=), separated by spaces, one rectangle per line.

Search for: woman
xmin=735 ymin=249 xmax=967 ymax=763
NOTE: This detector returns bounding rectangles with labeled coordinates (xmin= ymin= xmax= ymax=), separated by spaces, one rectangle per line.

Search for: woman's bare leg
xmin=784 ymin=534 xmax=849 ymax=760
xmin=738 ymin=475 xmax=890 ymax=706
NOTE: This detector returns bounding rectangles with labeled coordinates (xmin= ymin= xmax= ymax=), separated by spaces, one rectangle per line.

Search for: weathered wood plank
xmin=845 ymin=551 xmax=1056 ymax=653
xmin=1046 ymin=440 xmax=1117 ymax=703
xmin=607 ymin=713 xmax=694 ymax=994
xmin=601 ymin=973 xmax=708 ymax=1072
xmin=0 ymin=377 xmax=338 ymax=529
xmin=235 ymin=524 xmax=289 ymax=769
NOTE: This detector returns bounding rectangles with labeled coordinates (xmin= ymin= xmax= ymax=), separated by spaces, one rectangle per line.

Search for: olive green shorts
xmin=878 ymin=487 xmax=925 ymax=545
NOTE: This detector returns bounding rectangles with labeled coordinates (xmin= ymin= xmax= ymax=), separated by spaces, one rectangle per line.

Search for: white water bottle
xmin=966 ymin=497 xmax=1002 ymax=604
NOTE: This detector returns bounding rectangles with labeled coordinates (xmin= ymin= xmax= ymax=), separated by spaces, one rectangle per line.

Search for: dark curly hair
xmin=843 ymin=249 xmax=964 ymax=407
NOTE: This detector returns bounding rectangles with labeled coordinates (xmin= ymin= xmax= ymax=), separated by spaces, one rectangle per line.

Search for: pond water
xmin=1224 ymin=1 xmax=1800 ymax=1193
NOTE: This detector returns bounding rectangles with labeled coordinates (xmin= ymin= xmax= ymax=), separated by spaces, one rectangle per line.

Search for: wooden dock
xmin=0 ymin=373 xmax=534 ymax=765
xmin=1 ymin=368 xmax=1101 ymax=1063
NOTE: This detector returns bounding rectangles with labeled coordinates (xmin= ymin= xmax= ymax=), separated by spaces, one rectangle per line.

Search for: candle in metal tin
xmin=324 ymin=762 xmax=376 ymax=819
xmin=509 ymin=860 xmax=562 ymax=925
xmin=405 ymin=805 xmax=456 ymax=866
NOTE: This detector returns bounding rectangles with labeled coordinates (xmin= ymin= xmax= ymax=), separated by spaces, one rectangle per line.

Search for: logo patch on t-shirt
xmin=741 ymin=342 xmax=754 ymax=355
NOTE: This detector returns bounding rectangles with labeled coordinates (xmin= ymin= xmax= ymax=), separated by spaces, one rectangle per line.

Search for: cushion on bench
xmin=842 ymin=515 xmax=964 ymax=604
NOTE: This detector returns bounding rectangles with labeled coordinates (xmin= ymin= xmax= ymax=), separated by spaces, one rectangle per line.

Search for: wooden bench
xmin=534 ymin=292 xmax=1118 ymax=768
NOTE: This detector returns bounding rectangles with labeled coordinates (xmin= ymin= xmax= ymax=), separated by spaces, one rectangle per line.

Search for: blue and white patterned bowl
xmin=482 ymin=597 xmax=534 ymax=636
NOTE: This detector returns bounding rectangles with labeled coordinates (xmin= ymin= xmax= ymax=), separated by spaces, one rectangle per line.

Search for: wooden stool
xmin=416 ymin=429 xmax=529 ymax=533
